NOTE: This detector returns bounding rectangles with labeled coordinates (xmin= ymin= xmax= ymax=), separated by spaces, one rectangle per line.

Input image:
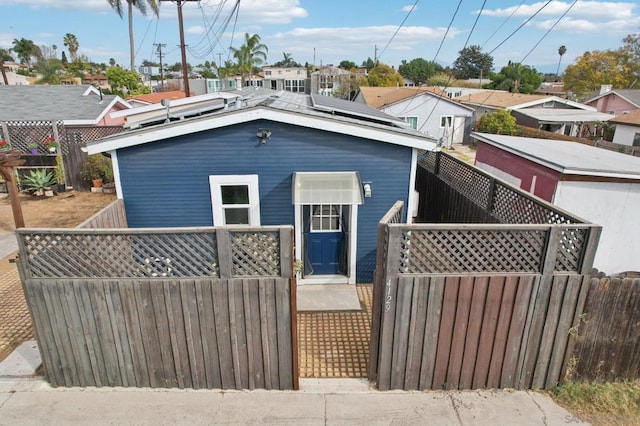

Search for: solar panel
xmin=310 ymin=93 xmax=408 ymax=127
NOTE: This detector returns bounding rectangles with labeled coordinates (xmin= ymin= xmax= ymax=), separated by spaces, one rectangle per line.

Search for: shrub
xmin=22 ymin=169 xmax=55 ymax=195
xmin=81 ymin=155 xmax=112 ymax=182
xmin=476 ymin=109 xmax=518 ymax=135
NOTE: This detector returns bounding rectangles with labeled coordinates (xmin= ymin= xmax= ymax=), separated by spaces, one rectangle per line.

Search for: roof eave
xmin=87 ymin=106 xmax=437 ymax=155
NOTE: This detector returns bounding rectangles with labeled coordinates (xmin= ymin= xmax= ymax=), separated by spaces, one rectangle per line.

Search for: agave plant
xmin=22 ymin=169 xmax=55 ymax=196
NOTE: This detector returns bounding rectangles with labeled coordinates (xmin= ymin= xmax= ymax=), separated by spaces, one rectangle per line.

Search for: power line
xmin=432 ymin=0 xmax=463 ymax=63
xmin=487 ymin=0 xmax=553 ymax=55
xmin=377 ymin=0 xmax=419 ymax=61
xmin=481 ymin=0 xmax=526 ymax=49
xmin=520 ymin=0 xmax=578 ymax=63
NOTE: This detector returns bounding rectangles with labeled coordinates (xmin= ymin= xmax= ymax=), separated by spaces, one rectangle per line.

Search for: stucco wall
xmin=555 ymin=180 xmax=640 ymax=274
xmin=612 ymin=123 xmax=639 ymax=146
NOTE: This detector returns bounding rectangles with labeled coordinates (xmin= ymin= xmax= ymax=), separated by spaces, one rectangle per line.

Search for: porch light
xmin=363 ymin=183 xmax=372 ymax=198
xmin=256 ymin=128 xmax=271 ymax=144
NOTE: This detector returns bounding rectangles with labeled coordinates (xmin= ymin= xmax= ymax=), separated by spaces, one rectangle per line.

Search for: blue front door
xmin=307 ymin=204 xmax=343 ymax=275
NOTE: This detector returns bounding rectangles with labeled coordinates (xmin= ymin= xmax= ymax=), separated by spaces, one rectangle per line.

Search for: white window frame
xmin=403 ymin=116 xmax=418 ymax=130
xmin=310 ymin=204 xmax=342 ymax=233
xmin=209 ymin=175 xmax=260 ymax=226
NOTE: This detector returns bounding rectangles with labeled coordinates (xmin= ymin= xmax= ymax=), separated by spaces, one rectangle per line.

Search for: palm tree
xmin=107 ymin=0 xmax=160 ymax=71
xmin=230 ymin=33 xmax=268 ymax=85
xmin=556 ymin=45 xmax=567 ymax=79
xmin=11 ymin=38 xmax=41 ymax=70
xmin=63 ymin=33 xmax=79 ymax=62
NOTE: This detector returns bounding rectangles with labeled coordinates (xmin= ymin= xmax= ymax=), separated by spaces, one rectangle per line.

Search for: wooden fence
xmin=369 ymin=198 xmax=600 ymax=390
xmin=372 ymin=273 xmax=590 ymax=390
xmin=16 ymin=225 xmax=298 ymax=390
xmin=0 ymin=121 xmax=123 ymax=190
xmin=571 ymin=277 xmax=640 ymax=381
xmin=77 ymin=199 xmax=128 ymax=229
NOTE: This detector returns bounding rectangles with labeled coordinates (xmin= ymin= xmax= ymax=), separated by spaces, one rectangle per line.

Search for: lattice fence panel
xmin=399 ymin=228 xmax=547 ymax=273
xmin=555 ymin=227 xmax=587 ymax=272
xmin=231 ymin=231 xmax=280 ymax=276
xmin=438 ymin=154 xmax=491 ymax=208
xmin=492 ymin=183 xmax=550 ymax=224
xmin=62 ymin=126 xmax=124 ymax=154
xmin=2 ymin=121 xmax=64 ymax=154
xmin=417 ymin=150 xmax=437 ymax=172
xmin=21 ymin=231 xmax=219 ymax=278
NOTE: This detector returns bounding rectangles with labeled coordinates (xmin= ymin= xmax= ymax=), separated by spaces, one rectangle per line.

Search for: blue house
xmin=87 ymin=89 xmax=437 ymax=283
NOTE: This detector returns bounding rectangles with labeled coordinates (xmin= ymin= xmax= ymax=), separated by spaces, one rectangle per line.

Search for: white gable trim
xmin=64 ymin=97 xmax=131 ymax=126
xmin=86 ymin=107 xmax=438 ymax=155
xmin=510 ymin=96 xmax=595 ymax=111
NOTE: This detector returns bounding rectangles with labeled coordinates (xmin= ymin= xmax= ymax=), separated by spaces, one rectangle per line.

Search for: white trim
xmin=299 ymin=275 xmax=350 ymax=285
xmin=110 ymin=150 xmax=123 ymax=199
xmin=64 ymin=97 xmax=131 ymax=126
xmin=294 ymin=205 xmax=302 ymax=282
xmin=86 ymin=107 xmax=438 ymax=155
xmin=209 ymin=175 xmax=260 ymax=226
xmin=510 ymin=96 xmax=596 ymax=111
xmin=349 ymin=204 xmax=358 ymax=284
xmin=407 ymin=148 xmax=418 ymax=223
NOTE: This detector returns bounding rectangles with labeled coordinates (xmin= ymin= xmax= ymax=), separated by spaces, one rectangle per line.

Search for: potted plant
xmin=27 ymin=142 xmax=39 ymax=155
xmin=44 ymin=136 xmax=59 ymax=153
xmin=0 ymin=139 xmax=7 ymax=149
xmin=81 ymin=154 xmax=111 ymax=188
xmin=55 ymin=155 xmax=66 ymax=193
xmin=21 ymin=169 xmax=55 ymax=196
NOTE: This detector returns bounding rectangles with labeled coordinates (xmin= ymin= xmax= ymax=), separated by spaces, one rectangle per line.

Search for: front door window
xmin=311 ymin=204 xmax=341 ymax=232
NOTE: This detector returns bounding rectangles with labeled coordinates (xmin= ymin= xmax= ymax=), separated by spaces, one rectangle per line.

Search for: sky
xmin=1 ymin=0 xmax=639 ymax=74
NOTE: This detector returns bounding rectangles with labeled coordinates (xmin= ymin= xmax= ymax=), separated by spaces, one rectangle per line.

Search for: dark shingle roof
xmin=0 ymin=85 xmax=124 ymax=122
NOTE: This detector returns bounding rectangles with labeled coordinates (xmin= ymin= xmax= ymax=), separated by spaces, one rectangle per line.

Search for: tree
xmin=452 ymin=45 xmax=493 ymax=80
xmin=0 ymin=49 xmax=15 ymax=62
xmin=563 ymin=49 xmax=634 ymax=96
xmin=476 ymin=109 xmax=518 ymax=135
xmin=63 ymin=33 xmax=79 ymax=62
xmin=339 ymin=60 xmax=356 ymax=70
xmin=61 ymin=51 xmax=68 ymax=67
xmin=109 ymin=58 xmax=116 ymax=67
xmin=488 ymin=61 xmax=543 ymax=94
xmin=332 ymin=74 xmax=368 ymax=100
xmin=621 ymin=32 xmax=640 ymax=86
xmin=361 ymin=57 xmax=375 ymax=71
xmin=230 ymin=33 xmax=268 ymax=84
xmin=366 ymin=63 xmax=404 ymax=87
xmin=272 ymin=52 xmax=301 ymax=67
xmin=106 ymin=66 xmax=151 ymax=97
xmin=556 ymin=45 xmax=566 ymax=78
xmin=35 ymin=58 xmax=63 ymax=85
xmin=398 ymin=57 xmax=443 ymax=86
xmin=11 ymin=38 xmax=41 ymax=70
xmin=107 ymin=0 xmax=160 ymax=71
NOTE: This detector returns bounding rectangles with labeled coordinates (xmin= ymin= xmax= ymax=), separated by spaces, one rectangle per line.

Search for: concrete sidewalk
xmin=0 ymin=378 xmax=584 ymax=425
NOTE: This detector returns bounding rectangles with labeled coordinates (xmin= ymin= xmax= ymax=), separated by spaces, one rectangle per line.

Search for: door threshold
xmin=299 ymin=275 xmax=351 ymax=285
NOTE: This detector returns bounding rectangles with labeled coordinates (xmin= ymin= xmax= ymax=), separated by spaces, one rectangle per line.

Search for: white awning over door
xmin=292 ymin=172 xmax=364 ymax=205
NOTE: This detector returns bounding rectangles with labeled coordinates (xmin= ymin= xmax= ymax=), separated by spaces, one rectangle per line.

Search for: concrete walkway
xmin=0 ymin=378 xmax=584 ymax=425
xmin=0 ymin=231 xmax=17 ymax=260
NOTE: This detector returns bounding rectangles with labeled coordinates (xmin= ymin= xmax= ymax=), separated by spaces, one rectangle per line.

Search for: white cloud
xmin=0 ymin=0 xmax=106 ymax=11
xmin=402 ymin=4 xmax=418 ymax=13
xmin=479 ymin=1 xmax=637 ymax=20
xmin=181 ymin=0 xmax=307 ymax=24
xmin=187 ymin=26 xmax=206 ymax=35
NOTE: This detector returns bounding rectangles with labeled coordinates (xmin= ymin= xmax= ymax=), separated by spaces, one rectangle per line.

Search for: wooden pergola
xmin=0 ymin=149 xmax=25 ymax=228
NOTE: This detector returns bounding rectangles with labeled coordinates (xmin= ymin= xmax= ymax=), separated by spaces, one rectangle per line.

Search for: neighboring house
xmin=609 ymin=109 xmax=640 ymax=146
xmin=0 ymin=62 xmax=30 ymax=85
xmin=584 ymin=86 xmax=640 ymax=116
xmin=87 ymin=88 xmax=437 ymax=284
xmin=0 ymin=84 xmax=131 ymax=126
xmin=310 ymin=66 xmax=352 ymax=96
xmin=441 ymin=87 xmax=495 ymax=99
xmin=126 ymin=91 xmax=187 ymax=108
xmin=355 ymin=86 xmax=475 ymax=145
xmin=82 ymin=74 xmax=110 ymax=91
xmin=459 ymin=91 xmax=613 ymax=137
xmin=261 ymin=66 xmax=309 ymax=93
xmin=473 ymin=132 xmax=640 ymax=275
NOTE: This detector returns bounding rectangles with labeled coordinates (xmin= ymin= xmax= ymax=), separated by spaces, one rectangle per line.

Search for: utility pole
xmin=160 ymin=0 xmax=199 ymax=97
xmin=154 ymin=43 xmax=166 ymax=92
xmin=217 ymin=52 xmax=223 ymax=76
xmin=374 ymin=45 xmax=378 ymax=64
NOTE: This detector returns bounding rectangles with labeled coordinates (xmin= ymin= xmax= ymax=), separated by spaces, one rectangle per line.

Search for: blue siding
xmin=117 ymin=120 xmax=412 ymax=282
